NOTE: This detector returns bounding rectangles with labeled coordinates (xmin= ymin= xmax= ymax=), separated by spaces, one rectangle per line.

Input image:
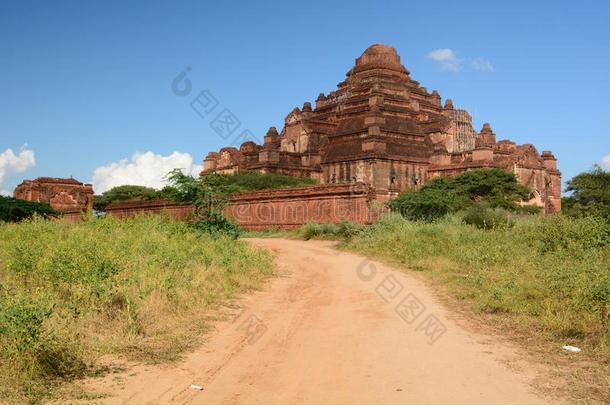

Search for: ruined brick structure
xmin=204 ymin=44 xmax=561 ymax=217
xmin=14 ymin=177 xmax=94 ymax=214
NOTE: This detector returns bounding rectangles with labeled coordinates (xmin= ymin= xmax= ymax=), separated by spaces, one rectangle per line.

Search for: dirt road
xmin=87 ymin=238 xmax=551 ymax=404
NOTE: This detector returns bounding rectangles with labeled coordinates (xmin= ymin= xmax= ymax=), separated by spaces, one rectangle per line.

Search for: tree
xmin=163 ymin=169 xmax=317 ymax=236
xmin=389 ymin=168 xmax=534 ymax=221
xmin=93 ymin=185 xmax=163 ymax=211
xmin=165 ymin=169 xmax=241 ymax=237
xmin=0 ymin=196 xmax=57 ymax=222
xmin=449 ymin=168 xmax=530 ymax=208
xmin=563 ymin=165 xmax=610 ymax=220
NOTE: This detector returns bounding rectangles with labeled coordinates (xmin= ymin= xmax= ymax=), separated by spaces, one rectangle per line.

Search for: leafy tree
xmin=390 ymin=169 xmax=534 ymax=221
xmin=448 ymin=168 xmax=530 ymax=208
xmin=563 ymin=165 xmax=610 ymax=220
xmin=0 ymin=196 xmax=56 ymax=222
xmin=390 ymin=189 xmax=468 ymax=221
xmin=93 ymin=185 xmax=162 ymax=211
xmin=214 ymin=171 xmax=316 ymax=191
xmin=164 ymin=170 xmax=316 ymax=236
xmin=165 ymin=169 xmax=241 ymax=237
xmin=155 ymin=185 xmax=181 ymax=201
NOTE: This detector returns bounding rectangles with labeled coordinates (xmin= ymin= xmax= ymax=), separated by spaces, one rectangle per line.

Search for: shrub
xmin=462 ymin=204 xmax=513 ymax=230
xmin=389 ymin=188 xmax=467 ymax=221
xmin=298 ymin=220 xmax=364 ymax=240
xmin=336 ymin=220 xmax=366 ymax=239
xmin=532 ymin=214 xmax=610 ymax=255
xmin=193 ymin=211 xmax=242 ymax=238
xmin=0 ymin=196 xmax=56 ymax=222
xmin=390 ymin=169 xmax=534 ymax=221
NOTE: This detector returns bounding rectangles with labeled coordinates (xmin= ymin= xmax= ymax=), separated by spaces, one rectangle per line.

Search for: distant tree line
xmin=93 ymin=171 xmax=316 ymax=211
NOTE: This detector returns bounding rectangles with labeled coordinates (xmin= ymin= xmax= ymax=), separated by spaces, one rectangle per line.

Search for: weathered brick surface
xmin=224 ymin=183 xmax=387 ymax=230
xmin=61 ymin=209 xmax=85 ymax=223
xmin=13 ymin=177 xmax=94 ymax=214
xmin=105 ymin=200 xmax=195 ymax=220
xmin=101 ymin=184 xmax=387 ymax=230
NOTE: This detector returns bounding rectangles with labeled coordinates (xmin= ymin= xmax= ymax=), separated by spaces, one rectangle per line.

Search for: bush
xmin=462 ymin=204 xmax=513 ymax=230
xmin=390 ymin=188 xmax=467 ymax=221
xmin=193 ymin=212 xmax=242 ymax=238
xmin=0 ymin=196 xmax=56 ymax=222
xmin=389 ymin=169 xmax=533 ymax=221
xmin=532 ymin=214 xmax=610 ymax=255
xmin=298 ymin=221 xmax=364 ymax=240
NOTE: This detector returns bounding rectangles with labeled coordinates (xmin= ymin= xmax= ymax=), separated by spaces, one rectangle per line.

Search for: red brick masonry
xmin=14 ymin=177 xmax=94 ymax=213
xmin=225 ymin=183 xmax=388 ymax=230
xmin=103 ymin=184 xmax=388 ymax=230
xmin=106 ymin=199 xmax=195 ymax=220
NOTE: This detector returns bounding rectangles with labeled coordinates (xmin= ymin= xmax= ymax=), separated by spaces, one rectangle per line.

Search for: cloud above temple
xmin=428 ymin=49 xmax=494 ymax=73
xmin=601 ymin=155 xmax=610 ymax=170
xmin=91 ymin=151 xmax=202 ymax=193
xmin=427 ymin=49 xmax=463 ymax=71
xmin=0 ymin=146 xmax=36 ymax=196
xmin=471 ymin=57 xmax=494 ymax=72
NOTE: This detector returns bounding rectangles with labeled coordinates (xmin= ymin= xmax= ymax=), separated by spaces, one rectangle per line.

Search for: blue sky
xmin=1 ymin=0 xmax=609 ymax=194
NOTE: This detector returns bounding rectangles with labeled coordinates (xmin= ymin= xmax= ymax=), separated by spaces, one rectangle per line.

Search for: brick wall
xmin=224 ymin=183 xmax=387 ymax=231
xmin=105 ymin=200 xmax=195 ymax=220
xmin=103 ymin=184 xmax=387 ymax=230
xmin=61 ymin=209 xmax=85 ymax=223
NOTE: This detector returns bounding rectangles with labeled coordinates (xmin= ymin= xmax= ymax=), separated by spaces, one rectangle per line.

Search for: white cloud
xmin=427 ymin=48 xmax=463 ymax=71
xmin=92 ymin=151 xmax=202 ymax=194
xmin=601 ymin=155 xmax=610 ymax=170
xmin=0 ymin=147 xmax=36 ymax=196
xmin=471 ymin=57 xmax=494 ymax=72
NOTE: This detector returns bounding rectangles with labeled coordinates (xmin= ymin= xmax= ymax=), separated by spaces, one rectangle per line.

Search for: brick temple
xmin=204 ymin=44 xmax=561 ymax=225
xmin=14 ymin=177 xmax=94 ymax=216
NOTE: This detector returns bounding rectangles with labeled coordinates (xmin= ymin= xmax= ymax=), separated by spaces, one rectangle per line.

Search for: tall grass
xmin=0 ymin=215 xmax=273 ymax=403
xmin=344 ymin=214 xmax=610 ymax=357
xmin=297 ymin=221 xmax=366 ymax=240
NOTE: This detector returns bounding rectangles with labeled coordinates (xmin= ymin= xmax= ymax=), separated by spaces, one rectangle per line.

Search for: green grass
xmin=343 ymin=214 xmax=609 ymax=351
xmin=336 ymin=213 xmax=609 ymax=402
xmin=0 ymin=215 xmax=273 ymax=403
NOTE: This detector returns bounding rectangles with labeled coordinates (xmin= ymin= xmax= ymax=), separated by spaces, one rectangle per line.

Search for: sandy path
xmin=84 ymin=238 xmax=552 ymax=404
